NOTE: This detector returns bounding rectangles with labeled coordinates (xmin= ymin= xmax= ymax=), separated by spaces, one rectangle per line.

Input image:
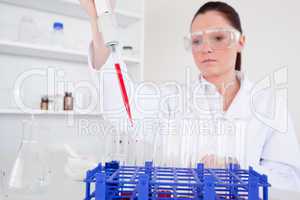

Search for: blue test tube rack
xmin=84 ymin=161 xmax=270 ymax=200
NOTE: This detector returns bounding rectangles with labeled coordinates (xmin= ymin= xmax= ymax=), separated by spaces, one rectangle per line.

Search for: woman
xmin=80 ymin=0 xmax=300 ymax=191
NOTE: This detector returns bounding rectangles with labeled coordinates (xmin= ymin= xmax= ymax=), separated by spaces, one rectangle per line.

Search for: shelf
xmin=114 ymin=9 xmax=143 ymax=28
xmin=0 ymin=0 xmax=143 ymax=28
xmin=121 ymin=55 xmax=141 ymax=65
xmin=0 ymin=40 xmax=87 ymax=63
xmin=0 ymin=40 xmax=141 ymax=65
xmin=0 ymin=109 xmax=103 ymax=117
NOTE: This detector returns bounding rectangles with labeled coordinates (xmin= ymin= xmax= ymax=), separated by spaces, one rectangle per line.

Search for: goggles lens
xmin=185 ymin=29 xmax=240 ymax=51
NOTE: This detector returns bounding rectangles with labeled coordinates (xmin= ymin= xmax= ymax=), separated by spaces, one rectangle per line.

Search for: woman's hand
xmin=79 ymin=0 xmax=98 ymax=19
xmin=78 ymin=0 xmax=116 ymax=70
xmin=79 ymin=0 xmax=117 ymax=19
xmin=201 ymin=154 xmax=238 ymax=168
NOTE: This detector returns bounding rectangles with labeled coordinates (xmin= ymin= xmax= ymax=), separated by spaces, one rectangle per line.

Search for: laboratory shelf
xmin=114 ymin=9 xmax=143 ymax=28
xmin=0 ymin=109 xmax=103 ymax=117
xmin=0 ymin=40 xmax=87 ymax=63
xmin=84 ymin=161 xmax=271 ymax=200
xmin=0 ymin=0 xmax=143 ymax=28
xmin=0 ymin=40 xmax=141 ymax=65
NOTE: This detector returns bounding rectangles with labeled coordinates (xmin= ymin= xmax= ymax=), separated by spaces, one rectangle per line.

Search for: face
xmin=191 ymin=11 xmax=245 ymax=79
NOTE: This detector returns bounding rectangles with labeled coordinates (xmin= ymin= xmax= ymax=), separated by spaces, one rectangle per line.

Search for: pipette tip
xmin=129 ymin=118 xmax=134 ymax=127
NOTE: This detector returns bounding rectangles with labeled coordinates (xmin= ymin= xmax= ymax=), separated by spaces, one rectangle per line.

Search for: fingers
xmin=200 ymin=154 xmax=234 ymax=168
xmin=201 ymin=154 xmax=216 ymax=168
xmin=79 ymin=0 xmax=97 ymax=19
xmin=216 ymin=156 xmax=225 ymax=168
xmin=224 ymin=156 xmax=238 ymax=167
xmin=110 ymin=0 xmax=117 ymax=11
xmin=208 ymin=154 xmax=215 ymax=168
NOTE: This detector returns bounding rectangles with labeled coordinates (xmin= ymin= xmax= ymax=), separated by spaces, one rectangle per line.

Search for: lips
xmin=202 ymin=59 xmax=217 ymax=63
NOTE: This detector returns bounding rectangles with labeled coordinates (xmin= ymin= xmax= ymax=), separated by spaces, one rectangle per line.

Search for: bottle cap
xmin=53 ymin=22 xmax=64 ymax=30
xmin=41 ymin=95 xmax=49 ymax=101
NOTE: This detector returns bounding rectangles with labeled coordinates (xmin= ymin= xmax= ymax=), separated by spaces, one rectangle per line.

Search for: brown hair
xmin=191 ymin=1 xmax=243 ymax=71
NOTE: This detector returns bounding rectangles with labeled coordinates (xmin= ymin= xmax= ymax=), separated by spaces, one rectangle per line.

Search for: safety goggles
xmin=184 ymin=28 xmax=241 ymax=52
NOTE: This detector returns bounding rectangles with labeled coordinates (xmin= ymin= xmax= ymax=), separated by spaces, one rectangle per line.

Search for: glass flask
xmin=1 ymin=118 xmax=51 ymax=199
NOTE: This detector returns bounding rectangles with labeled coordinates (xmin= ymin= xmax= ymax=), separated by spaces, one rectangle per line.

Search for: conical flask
xmin=3 ymin=118 xmax=51 ymax=198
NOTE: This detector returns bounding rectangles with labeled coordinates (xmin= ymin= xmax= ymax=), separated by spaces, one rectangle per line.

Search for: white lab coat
xmin=88 ymin=43 xmax=300 ymax=191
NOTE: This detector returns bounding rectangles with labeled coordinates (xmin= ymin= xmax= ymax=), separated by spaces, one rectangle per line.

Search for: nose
xmin=199 ymin=41 xmax=213 ymax=53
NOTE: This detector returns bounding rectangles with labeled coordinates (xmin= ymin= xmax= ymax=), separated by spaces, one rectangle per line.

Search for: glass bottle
xmin=63 ymin=92 xmax=73 ymax=111
xmin=52 ymin=22 xmax=64 ymax=48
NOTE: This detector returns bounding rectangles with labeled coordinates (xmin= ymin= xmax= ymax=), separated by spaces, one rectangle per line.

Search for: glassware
xmin=63 ymin=92 xmax=73 ymax=111
xmin=51 ymin=22 xmax=64 ymax=48
xmin=1 ymin=119 xmax=51 ymax=198
xmin=0 ymin=18 xmax=18 ymax=41
xmin=40 ymin=96 xmax=49 ymax=111
xmin=17 ymin=16 xmax=39 ymax=44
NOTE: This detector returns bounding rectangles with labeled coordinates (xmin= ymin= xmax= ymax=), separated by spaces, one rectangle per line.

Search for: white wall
xmin=144 ymin=0 xmax=300 ymax=142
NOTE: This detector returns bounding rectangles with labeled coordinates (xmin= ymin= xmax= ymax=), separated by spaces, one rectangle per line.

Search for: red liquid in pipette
xmin=114 ymin=62 xmax=133 ymax=126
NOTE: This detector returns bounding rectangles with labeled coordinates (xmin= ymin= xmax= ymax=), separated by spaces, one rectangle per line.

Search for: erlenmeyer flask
xmin=3 ymin=118 xmax=51 ymax=198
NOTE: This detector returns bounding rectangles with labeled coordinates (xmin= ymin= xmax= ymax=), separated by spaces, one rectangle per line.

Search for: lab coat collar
xmin=197 ymin=70 xmax=253 ymax=120
xmin=197 ymin=70 xmax=252 ymax=93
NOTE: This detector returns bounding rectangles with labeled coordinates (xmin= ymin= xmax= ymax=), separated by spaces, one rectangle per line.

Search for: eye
xmin=192 ymin=39 xmax=202 ymax=45
xmin=210 ymin=31 xmax=231 ymax=42
xmin=213 ymin=35 xmax=225 ymax=41
xmin=192 ymin=38 xmax=202 ymax=45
